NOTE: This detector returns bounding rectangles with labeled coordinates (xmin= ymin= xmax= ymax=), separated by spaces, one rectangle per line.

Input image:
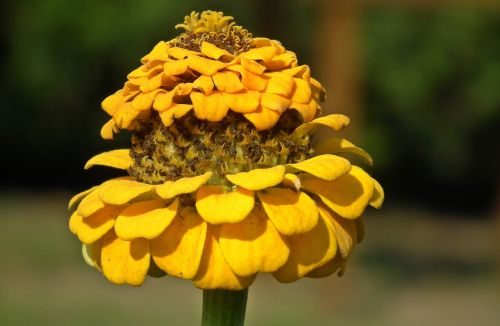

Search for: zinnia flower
xmin=69 ymin=10 xmax=384 ymax=290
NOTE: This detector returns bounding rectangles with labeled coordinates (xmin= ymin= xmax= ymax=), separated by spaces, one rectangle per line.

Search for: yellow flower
xmin=69 ymin=11 xmax=383 ymax=290
xmin=100 ymin=11 xmax=325 ymax=140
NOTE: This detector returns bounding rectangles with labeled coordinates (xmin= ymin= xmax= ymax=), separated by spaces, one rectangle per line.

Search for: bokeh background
xmin=1 ymin=0 xmax=499 ymax=325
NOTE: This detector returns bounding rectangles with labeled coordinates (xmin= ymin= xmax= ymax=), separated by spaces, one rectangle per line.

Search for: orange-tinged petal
xmin=113 ymin=103 xmax=141 ymax=129
xmin=282 ymin=173 xmax=301 ymax=191
xmin=193 ymin=226 xmax=256 ymax=290
xmin=212 ymin=71 xmax=244 ymax=93
xmin=84 ymin=149 xmax=132 ymax=170
xmin=222 ymin=90 xmax=260 ymax=113
xmin=301 ymin=166 xmax=375 ymax=219
xmin=219 ymin=206 xmax=289 ymax=276
xmin=153 ymin=91 xmax=176 ymax=112
xmin=261 ymin=93 xmax=290 ymax=113
xmin=240 ymin=57 xmax=266 ymax=75
xmin=258 ymin=188 xmax=318 ymax=236
xmin=151 ymin=207 xmax=208 ymax=279
xmin=98 ymin=179 xmax=155 ymax=205
xmin=369 ymin=178 xmax=384 ymax=209
xmin=290 ymin=99 xmax=319 ymax=122
xmin=266 ymin=51 xmax=298 ymax=70
xmin=318 ymin=206 xmax=356 ymax=258
xmin=241 ymin=69 xmax=268 ymax=91
xmin=70 ymin=205 xmax=122 ymax=245
xmin=201 ymin=41 xmax=233 ymax=60
xmin=310 ymin=77 xmax=326 ymax=102
xmin=314 ymin=137 xmax=374 ymax=166
xmin=141 ymin=41 xmax=170 ymax=63
xmin=114 ymin=199 xmax=178 ymax=240
xmin=241 ymin=46 xmax=276 ymax=63
xmin=306 ymin=254 xmax=342 ymax=278
xmin=282 ymin=65 xmax=311 ymax=78
xmin=196 ymin=186 xmax=254 ymax=224
xmin=139 ymin=73 xmax=163 ymax=93
xmin=69 ymin=186 xmax=98 ymax=210
xmin=286 ymin=154 xmax=351 ymax=181
xmin=243 ymin=106 xmax=281 ymax=130
xmin=292 ymin=114 xmax=350 ymax=137
xmin=291 ymin=78 xmax=312 ymax=104
xmin=159 ymin=104 xmax=193 ymax=126
xmin=101 ymin=231 xmax=150 ymax=286
xmin=163 ymin=59 xmax=188 ymax=76
xmin=77 ymin=189 xmax=106 ymax=218
xmin=191 ymin=92 xmax=229 ymax=122
xmin=187 ymin=55 xmax=226 ymax=76
xmin=226 ymin=166 xmax=285 ymax=190
xmin=265 ymin=73 xmax=294 ymax=97
xmin=100 ymin=119 xmax=116 ymax=140
xmin=193 ymin=75 xmax=215 ymax=94
xmin=156 ymin=172 xmax=213 ymax=199
xmin=102 ymin=91 xmax=124 ymax=115
xmin=273 ymin=210 xmax=337 ymax=283
xmin=167 ymin=47 xmax=198 ymax=59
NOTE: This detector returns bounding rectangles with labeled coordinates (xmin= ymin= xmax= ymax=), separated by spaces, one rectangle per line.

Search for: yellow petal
xmin=193 ymin=75 xmax=215 ymax=94
xmin=163 ymin=59 xmax=188 ymax=76
xmin=195 ymin=186 xmax=254 ymax=224
xmin=201 ymin=42 xmax=233 ymax=60
xmin=139 ymin=73 xmax=163 ymax=93
xmin=131 ymin=89 xmax=164 ymax=111
xmin=282 ymin=65 xmax=311 ymax=78
xmin=292 ymin=114 xmax=350 ymax=137
xmin=272 ymin=210 xmax=337 ymax=283
xmin=282 ymin=173 xmax=301 ymax=191
xmin=286 ymin=154 xmax=351 ymax=181
xmin=191 ymin=92 xmax=229 ymax=122
xmin=156 ymin=172 xmax=213 ymax=199
xmin=70 ymin=205 xmax=122 ymax=245
xmin=241 ymin=69 xmax=268 ymax=91
xmin=193 ymin=226 xmax=256 ymax=290
xmin=98 ymin=179 xmax=155 ymax=205
xmin=369 ymin=178 xmax=384 ymax=209
xmin=226 ymin=166 xmax=285 ymax=190
xmin=290 ymin=99 xmax=319 ymax=122
xmin=84 ymin=149 xmax=132 ymax=170
xmin=306 ymin=254 xmax=342 ymax=278
xmin=301 ymin=166 xmax=374 ymax=219
xmin=113 ymin=103 xmax=142 ymax=129
xmin=159 ymin=104 xmax=193 ymax=126
xmin=102 ymin=91 xmax=124 ymax=115
xmin=151 ymin=207 xmax=208 ymax=279
xmin=69 ymin=186 xmax=98 ymax=210
xmin=265 ymin=72 xmax=294 ymax=97
xmin=266 ymin=51 xmax=298 ymax=70
xmin=219 ymin=206 xmax=289 ymax=276
xmin=258 ymin=188 xmax=319 ymax=235
xmin=77 ymin=189 xmax=106 ymax=218
xmin=291 ymin=78 xmax=312 ymax=104
xmin=153 ymin=90 xmax=176 ymax=112
xmin=100 ymin=119 xmax=116 ymax=140
xmin=241 ymin=46 xmax=276 ymax=63
xmin=114 ymin=199 xmax=178 ymax=240
xmin=243 ymin=106 xmax=281 ymax=130
xmin=261 ymin=93 xmax=290 ymax=113
xmin=222 ymin=90 xmax=261 ymax=113
xmin=314 ymin=137 xmax=374 ymax=166
xmin=240 ymin=57 xmax=266 ymax=75
xmin=318 ymin=206 xmax=356 ymax=258
xmin=167 ymin=47 xmax=198 ymax=60
xmin=141 ymin=41 xmax=170 ymax=63
xmin=212 ymin=71 xmax=244 ymax=93
xmin=82 ymin=242 xmax=102 ymax=269
xmin=187 ymin=55 xmax=226 ymax=76
xmin=310 ymin=77 xmax=326 ymax=102
xmin=101 ymin=231 xmax=150 ymax=286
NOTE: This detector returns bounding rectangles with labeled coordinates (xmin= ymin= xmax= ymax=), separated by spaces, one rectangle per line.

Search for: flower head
xmin=69 ymin=11 xmax=383 ymax=289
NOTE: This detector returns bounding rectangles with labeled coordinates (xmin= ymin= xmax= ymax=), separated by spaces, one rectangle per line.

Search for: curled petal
xmin=100 ymin=119 xmax=116 ymax=140
xmin=314 ymin=137 xmax=373 ymax=166
xmin=261 ymin=93 xmax=290 ymax=113
xmin=240 ymin=57 xmax=266 ymax=75
xmin=290 ymin=99 xmax=319 ymax=122
xmin=69 ymin=206 xmax=122 ymax=245
xmin=101 ymin=231 xmax=150 ymax=286
xmin=226 ymin=166 xmax=285 ymax=190
xmin=369 ymin=178 xmax=384 ymax=209
xmin=156 ymin=172 xmax=213 ymax=199
xmin=318 ymin=206 xmax=356 ymax=258
xmin=282 ymin=173 xmax=301 ymax=191
xmin=223 ymin=90 xmax=260 ymax=113
xmin=82 ymin=242 xmax=102 ymax=269
xmin=201 ymin=41 xmax=233 ymax=60
xmin=265 ymin=72 xmax=294 ymax=97
xmin=301 ymin=166 xmax=375 ymax=219
xmin=99 ymin=179 xmax=155 ymax=205
xmin=69 ymin=186 xmax=98 ymax=210
xmin=163 ymin=59 xmax=188 ymax=76
xmin=258 ymin=188 xmax=319 ymax=236
xmin=191 ymin=92 xmax=229 ymax=122
xmin=292 ymin=114 xmax=350 ymax=137
xmin=113 ymin=103 xmax=141 ymax=129
xmin=84 ymin=149 xmax=132 ymax=170
xmin=243 ymin=106 xmax=281 ymax=130
xmin=167 ymin=47 xmax=198 ymax=60
xmin=141 ymin=41 xmax=170 ymax=63
xmin=131 ymin=89 xmax=165 ymax=111
xmin=77 ymin=189 xmax=106 ymax=218
xmin=159 ymin=104 xmax=193 ymax=126
xmin=114 ymin=199 xmax=178 ymax=240
xmin=187 ymin=55 xmax=226 ymax=75
xmin=196 ymin=186 xmax=254 ymax=224
xmin=213 ymin=71 xmax=244 ymax=93
xmin=219 ymin=206 xmax=290 ymax=276
xmin=151 ymin=207 xmax=207 ymax=279
xmin=193 ymin=226 xmax=256 ymax=290
xmin=273 ymin=210 xmax=337 ymax=283
xmin=241 ymin=46 xmax=276 ymax=63
xmin=193 ymin=75 xmax=215 ymax=94
xmin=291 ymin=78 xmax=312 ymax=104
xmin=286 ymin=154 xmax=351 ymax=181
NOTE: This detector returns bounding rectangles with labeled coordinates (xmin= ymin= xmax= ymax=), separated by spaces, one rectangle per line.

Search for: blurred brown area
xmin=1 ymin=0 xmax=499 ymax=325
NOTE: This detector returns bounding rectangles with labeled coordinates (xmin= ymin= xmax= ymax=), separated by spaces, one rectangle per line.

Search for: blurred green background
xmin=1 ymin=0 xmax=499 ymax=325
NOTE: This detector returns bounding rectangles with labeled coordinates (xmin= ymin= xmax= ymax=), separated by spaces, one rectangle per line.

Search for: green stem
xmin=201 ymin=289 xmax=248 ymax=326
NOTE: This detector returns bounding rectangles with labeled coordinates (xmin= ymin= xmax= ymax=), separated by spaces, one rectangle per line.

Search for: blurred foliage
xmin=1 ymin=1 xmax=498 ymax=212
